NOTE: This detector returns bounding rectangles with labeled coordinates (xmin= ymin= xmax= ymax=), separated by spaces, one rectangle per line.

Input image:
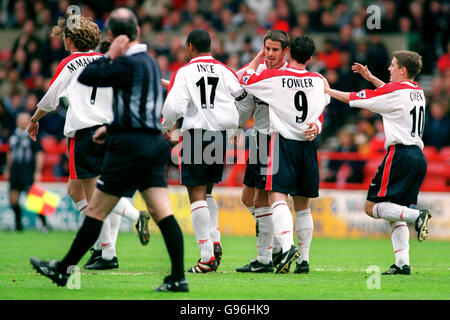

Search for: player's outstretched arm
xmin=352 ymin=63 xmax=385 ymax=88
xmin=325 ymin=87 xmax=350 ymax=104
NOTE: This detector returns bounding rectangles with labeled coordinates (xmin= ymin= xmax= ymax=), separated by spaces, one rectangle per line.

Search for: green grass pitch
xmin=0 ymin=230 xmax=448 ymax=300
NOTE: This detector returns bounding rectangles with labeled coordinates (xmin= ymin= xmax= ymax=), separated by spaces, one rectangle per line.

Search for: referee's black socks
xmin=59 ymin=215 xmax=103 ymax=274
xmin=158 ymin=214 xmax=185 ymax=281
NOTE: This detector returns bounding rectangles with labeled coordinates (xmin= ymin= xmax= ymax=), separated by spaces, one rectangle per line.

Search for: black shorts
xmin=68 ymin=126 xmax=106 ymax=179
xmin=9 ymin=168 xmax=33 ymax=192
xmin=97 ymin=130 xmax=170 ymax=198
xmin=265 ymin=134 xmax=319 ymax=198
xmin=243 ymin=132 xmax=271 ymax=189
xmin=179 ymin=129 xmax=226 ymax=186
xmin=367 ymin=144 xmax=427 ymax=207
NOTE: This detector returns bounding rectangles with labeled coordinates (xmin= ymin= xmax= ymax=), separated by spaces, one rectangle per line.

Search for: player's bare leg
xmin=293 ymin=196 xmax=312 ymax=273
xmin=186 ymin=185 xmax=218 ymax=273
xmin=269 ymin=191 xmax=299 ymax=273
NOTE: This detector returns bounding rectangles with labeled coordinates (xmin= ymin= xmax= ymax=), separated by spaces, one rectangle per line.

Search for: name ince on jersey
xmin=197 ymin=64 xmax=215 ymax=74
xmin=281 ymin=77 xmax=313 ymax=88
xmin=66 ymin=56 xmax=99 ymax=73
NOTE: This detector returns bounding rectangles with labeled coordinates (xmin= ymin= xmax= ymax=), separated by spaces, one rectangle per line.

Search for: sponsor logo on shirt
xmin=356 ymin=90 xmax=366 ymax=98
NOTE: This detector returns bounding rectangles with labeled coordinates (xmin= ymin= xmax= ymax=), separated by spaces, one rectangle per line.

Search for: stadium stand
xmin=0 ymin=0 xmax=448 ymax=191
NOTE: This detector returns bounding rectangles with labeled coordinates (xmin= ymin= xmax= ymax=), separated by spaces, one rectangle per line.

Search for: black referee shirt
xmin=78 ymin=44 xmax=163 ymax=133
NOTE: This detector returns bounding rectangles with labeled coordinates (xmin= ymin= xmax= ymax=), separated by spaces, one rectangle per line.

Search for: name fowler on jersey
xmin=281 ymin=77 xmax=314 ymax=88
xmin=66 ymin=56 xmax=100 ymax=73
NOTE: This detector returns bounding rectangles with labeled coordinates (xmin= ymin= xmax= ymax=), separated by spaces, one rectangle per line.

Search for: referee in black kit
xmin=30 ymin=7 xmax=188 ymax=292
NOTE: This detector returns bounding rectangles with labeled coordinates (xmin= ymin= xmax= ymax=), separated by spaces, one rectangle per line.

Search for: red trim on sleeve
xmin=49 ymin=52 xmax=103 ymax=87
xmin=350 ymin=82 xmax=423 ymax=101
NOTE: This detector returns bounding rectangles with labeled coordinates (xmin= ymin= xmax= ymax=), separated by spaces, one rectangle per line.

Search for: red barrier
xmin=1 ymin=141 xmax=449 ymax=192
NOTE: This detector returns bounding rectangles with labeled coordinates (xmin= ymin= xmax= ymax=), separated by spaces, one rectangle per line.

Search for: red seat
xmin=422 ymin=146 xmax=438 ymax=161
xmin=40 ymin=136 xmax=59 ymax=153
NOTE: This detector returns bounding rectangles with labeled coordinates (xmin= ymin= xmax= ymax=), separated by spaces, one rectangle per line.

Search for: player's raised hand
xmin=108 ymin=35 xmax=130 ymax=60
xmin=352 ymin=63 xmax=372 ymax=80
xmin=92 ymin=125 xmax=108 ymax=144
xmin=27 ymin=120 xmax=39 ymax=142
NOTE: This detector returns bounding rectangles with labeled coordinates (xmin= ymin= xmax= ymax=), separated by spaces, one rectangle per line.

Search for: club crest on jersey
xmin=356 ymin=90 xmax=366 ymax=98
xmin=242 ymin=75 xmax=250 ymax=84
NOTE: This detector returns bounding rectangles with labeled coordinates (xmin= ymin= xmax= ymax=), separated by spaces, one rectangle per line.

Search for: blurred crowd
xmin=0 ymin=0 xmax=449 ymax=183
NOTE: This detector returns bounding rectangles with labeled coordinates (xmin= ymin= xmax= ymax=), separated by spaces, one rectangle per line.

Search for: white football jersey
xmin=37 ymin=51 xmax=113 ymax=138
xmin=349 ymin=81 xmax=426 ymax=150
xmin=162 ymin=55 xmax=252 ymax=132
xmin=240 ymin=66 xmax=330 ymax=141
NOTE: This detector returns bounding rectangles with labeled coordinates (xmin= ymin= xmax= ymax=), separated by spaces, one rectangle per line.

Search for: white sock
xmin=191 ymin=200 xmax=214 ymax=262
xmin=295 ymin=209 xmax=313 ymax=263
xmin=99 ymin=216 xmax=115 ymax=261
xmin=248 ymin=206 xmax=255 ymax=215
xmin=112 ymin=197 xmax=140 ymax=222
xmin=271 ymin=200 xmax=294 ymax=253
xmin=255 ymin=207 xmax=274 ymax=265
xmin=109 ymin=211 xmax=122 ymax=248
xmin=373 ymin=202 xmax=420 ymax=223
xmin=390 ymin=221 xmax=410 ymax=267
xmin=75 ymin=199 xmax=88 ymax=218
xmin=207 ymin=194 xmax=221 ymax=244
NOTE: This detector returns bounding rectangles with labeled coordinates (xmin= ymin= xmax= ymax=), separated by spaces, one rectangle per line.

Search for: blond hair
xmin=52 ymin=14 xmax=101 ymax=52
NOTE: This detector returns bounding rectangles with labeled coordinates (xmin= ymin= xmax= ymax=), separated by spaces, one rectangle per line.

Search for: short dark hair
xmin=263 ymin=29 xmax=290 ymax=50
xmin=290 ymin=35 xmax=316 ymax=64
xmin=187 ymin=29 xmax=211 ymax=53
xmin=107 ymin=8 xmax=138 ymax=41
xmin=392 ymin=50 xmax=422 ymax=79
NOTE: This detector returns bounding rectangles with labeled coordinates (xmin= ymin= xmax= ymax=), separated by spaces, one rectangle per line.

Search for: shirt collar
xmin=190 ymin=55 xmax=213 ymax=62
xmin=125 ymin=43 xmax=147 ymax=56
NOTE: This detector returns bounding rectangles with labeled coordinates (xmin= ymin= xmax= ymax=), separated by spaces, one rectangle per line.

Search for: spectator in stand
xmin=318 ymin=10 xmax=339 ymax=33
xmin=381 ymin=0 xmax=399 ymax=33
xmin=334 ymin=1 xmax=351 ymax=28
xmin=369 ymin=118 xmax=386 ymax=157
xmin=23 ymin=59 xmax=44 ymax=91
xmin=437 ymin=42 xmax=450 ymax=74
xmin=317 ymin=39 xmax=342 ymax=70
xmin=399 ymin=16 xmax=421 ymax=53
xmin=367 ymin=34 xmax=390 ymax=83
xmin=351 ymin=13 xmax=366 ymax=41
xmin=325 ymin=128 xmax=365 ymax=184
xmin=336 ymin=24 xmax=357 ymax=60
xmin=422 ymin=100 xmax=450 ymax=150
xmin=245 ymin=0 xmax=273 ymax=24
xmin=295 ymin=12 xmax=311 ymax=33
xmin=307 ymin=0 xmax=323 ymax=31
xmin=0 ymin=101 xmax=13 ymax=143
xmin=41 ymin=36 xmax=67 ymax=76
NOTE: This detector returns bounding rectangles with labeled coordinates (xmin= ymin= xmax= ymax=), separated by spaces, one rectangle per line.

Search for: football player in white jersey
xmin=326 ymin=50 xmax=432 ymax=275
xmin=235 ymin=30 xmax=323 ymax=273
xmin=240 ymin=35 xmax=330 ymax=274
xmin=162 ymin=29 xmax=253 ymax=273
xmin=27 ymin=13 xmax=151 ymax=270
